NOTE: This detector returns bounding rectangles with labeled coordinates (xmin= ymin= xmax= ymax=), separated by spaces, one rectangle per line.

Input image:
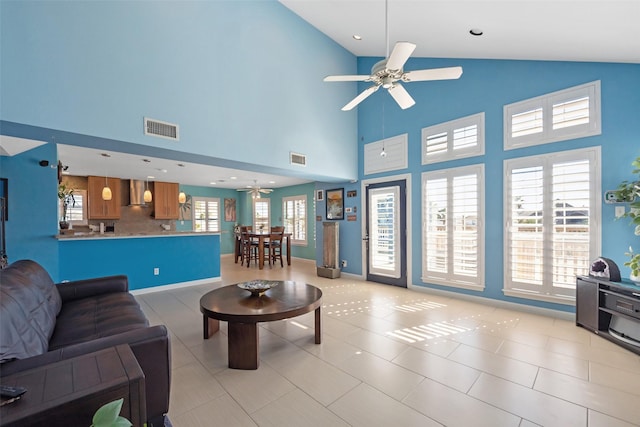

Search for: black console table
xmin=576 ymin=275 xmax=640 ymax=356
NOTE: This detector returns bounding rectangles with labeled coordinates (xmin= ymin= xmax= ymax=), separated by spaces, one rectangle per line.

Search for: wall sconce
xmin=178 ymin=191 xmax=186 ymax=204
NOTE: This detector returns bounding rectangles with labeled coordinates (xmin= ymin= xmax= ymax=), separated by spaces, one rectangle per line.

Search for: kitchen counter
xmin=56 ymin=231 xmax=219 ymax=240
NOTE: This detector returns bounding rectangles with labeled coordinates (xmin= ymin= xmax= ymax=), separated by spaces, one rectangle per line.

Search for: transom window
xmin=283 ymin=195 xmax=307 ymax=245
xmin=422 ymin=164 xmax=485 ymax=290
xmin=504 ymin=81 xmax=601 ymax=150
xmin=192 ymin=197 xmax=220 ymax=232
xmin=422 ymin=113 xmax=485 ymax=164
xmin=504 ymin=147 xmax=601 ymax=304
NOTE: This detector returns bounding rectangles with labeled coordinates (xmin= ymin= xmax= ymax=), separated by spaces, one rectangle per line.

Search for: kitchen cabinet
xmin=87 ymin=176 xmax=121 ymax=219
xmin=153 ymin=181 xmax=179 ymax=219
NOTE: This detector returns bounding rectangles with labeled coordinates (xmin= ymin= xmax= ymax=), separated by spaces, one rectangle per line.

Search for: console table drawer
xmin=602 ymin=291 xmax=640 ymax=320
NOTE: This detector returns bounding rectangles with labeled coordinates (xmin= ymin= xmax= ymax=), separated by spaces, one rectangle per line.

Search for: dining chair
xmin=267 ymin=232 xmax=284 ymax=267
xmin=270 ymin=226 xmax=285 ymax=233
xmin=241 ymin=231 xmax=258 ymax=267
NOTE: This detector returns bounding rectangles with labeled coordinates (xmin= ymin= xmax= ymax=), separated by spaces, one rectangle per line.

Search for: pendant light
xmin=144 ymin=179 xmax=152 ymax=203
xmin=178 ymin=191 xmax=186 ymax=204
xmin=101 ymin=153 xmax=112 ymax=201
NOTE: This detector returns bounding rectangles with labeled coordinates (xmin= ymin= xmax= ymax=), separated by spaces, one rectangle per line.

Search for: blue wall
xmin=350 ymin=57 xmax=640 ymax=312
xmin=0 ymin=143 xmax=59 ymax=277
xmin=0 ymin=0 xmax=358 ymax=182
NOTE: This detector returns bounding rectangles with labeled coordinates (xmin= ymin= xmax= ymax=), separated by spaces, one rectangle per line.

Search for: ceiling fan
xmin=237 ymin=180 xmax=273 ymax=198
xmin=323 ymin=1 xmax=463 ymax=111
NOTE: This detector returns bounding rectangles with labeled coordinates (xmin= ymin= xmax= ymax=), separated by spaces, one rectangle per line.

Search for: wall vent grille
xmin=290 ymin=152 xmax=307 ymax=166
xmin=144 ymin=117 xmax=179 ymax=141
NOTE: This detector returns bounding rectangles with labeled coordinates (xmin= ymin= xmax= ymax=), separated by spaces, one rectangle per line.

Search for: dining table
xmin=234 ymin=232 xmax=292 ymax=269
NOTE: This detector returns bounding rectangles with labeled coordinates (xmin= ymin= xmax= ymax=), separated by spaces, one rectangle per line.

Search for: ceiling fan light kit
xmin=323 ymin=0 xmax=463 ymax=111
xmin=237 ymin=180 xmax=274 ymax=198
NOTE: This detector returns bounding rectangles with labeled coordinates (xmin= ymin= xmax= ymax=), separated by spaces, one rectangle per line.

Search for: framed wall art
xmin=316 ymin=189 xmax=324 ymax=202
xmin=326 ymin=188 xmax=344 ymax=220
xmin=224 ymin=198 xmax=236 ymax=222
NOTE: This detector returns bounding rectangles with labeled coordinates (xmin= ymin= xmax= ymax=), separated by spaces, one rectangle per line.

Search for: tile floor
xmin=134 ymin=256 xmax=640 ymax=427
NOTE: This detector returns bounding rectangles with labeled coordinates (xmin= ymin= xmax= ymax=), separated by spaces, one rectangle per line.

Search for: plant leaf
xmin=92 ymin=399 xmax=128 ymax=427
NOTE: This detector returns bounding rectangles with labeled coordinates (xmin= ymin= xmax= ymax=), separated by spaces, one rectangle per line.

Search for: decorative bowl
xmin=237 ymin=280 xmax=279 ymax=297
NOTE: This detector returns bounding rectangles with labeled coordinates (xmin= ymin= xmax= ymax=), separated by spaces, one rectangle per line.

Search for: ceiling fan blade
xmin=324 ymin=75 xmax=371 ymax=82
xmin=386 ymin=42 xmax=416 ymax=71
xmin=403 ymin=66 xmax=463 ymax=82
xmin=259 ymin=189 xmax=273 ymax=194
xmin=388 ymin=83 xmax=415 ymax=110
xmin=341 ymin=85 xmax=380 ymax=111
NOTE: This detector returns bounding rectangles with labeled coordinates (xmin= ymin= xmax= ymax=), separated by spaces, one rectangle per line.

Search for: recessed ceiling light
xmin=469 ymin=28 xmax=483 ymax=36
xmin=352 ymin=35 xmax=362 ymax=40
xmin=209 ymin=182 xmax=217 ymax=185
xmin=147 ymin=175 xmax=155 ymax=179
xmin=230 ymin=176 xmax=237 ymax=180
xmin=269 ymin=180 xmax=275 ymax=184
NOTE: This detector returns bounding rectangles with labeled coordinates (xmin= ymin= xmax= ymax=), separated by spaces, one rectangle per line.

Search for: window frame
xmin=421 ymin=112 xmax=485 ymax=164
xmin=282 ymin=194 xmax=307 ymax=246
xmin=60 ymin=189 xmax=87 ymax=226
xmin=191 ymin=196 xmax=221 ymax=232
xmin=421 ymin=163 xmax=485 ymax=291
xmin=504 ymin=81 xmax=601 ymax=150
xmin=503 ymin=146 xmax=602 ymax=305
xmin=253 ymin=198 xmax=270 ymax=232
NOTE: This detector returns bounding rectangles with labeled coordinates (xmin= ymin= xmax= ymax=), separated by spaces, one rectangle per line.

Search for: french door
xmin=365 ymin=180 xmax=407 ymax=287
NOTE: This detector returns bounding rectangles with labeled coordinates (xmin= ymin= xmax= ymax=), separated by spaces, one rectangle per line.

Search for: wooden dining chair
xmin=267 ymin=232 xmax=284 ymax=267
xmin=270 ymin=226 xmax=285 ymax=233
xmin=241 ymin=231 xmax=258 ymax=267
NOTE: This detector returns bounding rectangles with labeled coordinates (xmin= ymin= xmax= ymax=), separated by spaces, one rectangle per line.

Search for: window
xmin=422 ymin=164 xmax=485 ymax=290
xmin=192 ymin=197 xmax=220 ymax=232
xmin=253 ymin=198 xmax=270 ymax=232
xmin=60 ymin=190 xmax=87 ymax=225
xmin=504 ymin=81 xmax=601 ymax=150
xmin=504 ymin=147 xmax=601 ymax=304
xmin=422 ymin=113 xmax=485 ymax=164
xmin=283 ymin=195 xmax=307 ymax=245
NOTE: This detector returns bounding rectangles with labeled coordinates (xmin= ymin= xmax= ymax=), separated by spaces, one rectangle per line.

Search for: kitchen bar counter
xmin=56 ymin=231 xmax=219 ymax=240
xmin=58 ymin=232 xmax=221 ymax=291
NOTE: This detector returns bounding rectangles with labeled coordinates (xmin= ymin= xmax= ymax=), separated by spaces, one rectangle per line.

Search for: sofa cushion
xmin=0 ymin=260 xmax=62 ymax=363
xmin=48 ymin=292 xmax=149 ymax=350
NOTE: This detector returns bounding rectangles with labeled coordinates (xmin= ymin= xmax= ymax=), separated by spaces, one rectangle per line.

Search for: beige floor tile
xmin=546 ymin=336 xmax=640 ymax=373
xmin=497 ymin=339 xmax=589 ymax=379
xmin=336 ymin=350 xmax=424 ymax=400
xmin=411 ymin=337 xmax=461 ymax=357
xmin=588 ymin=410 xmax=639 ymax=427
xmin=328 ymin=383 xmax=441 ymax=427
xmin=251 ymin=389 xmax=349 ymax=427
xmin=298 ymin=333 xmax=363 ymax=365
xmin=215 ymin=363 xmax=295 ymax=413
xmin=170 ymin=394 xmax=257 ymax=427
xmin=468 ymin=373 xmax=587 ymax=426
xmin=534 ymin=368 xmax=640 ymax=425
xmin=518 ymin=420 xmax=541 ymax=427
xmin=344 ymin=328 xmax=409 ymax=360
xmin=450 ymin=329 xmax=506 ymax=352
xmin=169 ymin=361 xmax=227 ymax=416
xmin=448 ymin=343 xmax=539 ymax=387
xmin=589 ymin=360 xmax=640 ymax=396
xmin=392 ymin=347 xmax=480 ymax=393
xmin=403 ymin=377 xmax=521 ymax=427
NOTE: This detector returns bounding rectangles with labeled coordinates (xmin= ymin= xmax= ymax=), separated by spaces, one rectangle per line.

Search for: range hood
xmin=129 ymin=180 xmax=148 ymax=206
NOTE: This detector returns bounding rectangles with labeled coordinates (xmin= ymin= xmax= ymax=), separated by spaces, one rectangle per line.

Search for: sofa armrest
xmin=0 ymin=325 xmax=171 ymax=424
xmin=55 ymin=275 xmax=129 ymax=302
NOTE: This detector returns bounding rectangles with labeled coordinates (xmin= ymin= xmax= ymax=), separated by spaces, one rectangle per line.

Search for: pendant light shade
xmin=144 ymin=189 xmax=153 ymax=203
xmin=178 ymin=191 xmax=186 ymax=204
xmin=102 ymin=185 xmax=112 ymax=201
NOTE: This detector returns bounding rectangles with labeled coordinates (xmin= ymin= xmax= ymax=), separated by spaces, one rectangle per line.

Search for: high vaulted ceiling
xmin=279 ymin=0 xmax=640 ymax=64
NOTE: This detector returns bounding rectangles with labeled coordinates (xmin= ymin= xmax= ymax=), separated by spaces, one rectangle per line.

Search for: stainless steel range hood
xmin=129 ymin=180 xmax=148 ymax=206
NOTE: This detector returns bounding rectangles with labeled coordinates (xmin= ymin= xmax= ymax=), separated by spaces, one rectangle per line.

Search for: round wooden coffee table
xmin=199 ymin=281 xmax=323 ymax=370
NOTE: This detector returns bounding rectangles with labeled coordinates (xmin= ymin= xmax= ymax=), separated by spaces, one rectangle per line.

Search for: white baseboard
xmin=131 ymin=276 xmax=222 ymax=295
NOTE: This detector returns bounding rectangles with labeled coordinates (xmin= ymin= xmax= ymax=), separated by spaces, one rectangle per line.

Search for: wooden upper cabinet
xmin=87 ymin=176 xmax=121 ymax=219
xmin=153 ymin=181 xmax=179 ymax=219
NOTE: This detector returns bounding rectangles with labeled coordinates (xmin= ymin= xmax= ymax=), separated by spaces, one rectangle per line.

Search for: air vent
xmin=144 ymin=117 xmax=179 ymax=141
xmin=290 ymin=152 xmax=307 ymax=166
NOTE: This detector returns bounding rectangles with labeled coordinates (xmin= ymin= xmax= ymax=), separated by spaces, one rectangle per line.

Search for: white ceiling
xmin=55 ymin=1 xmax=638 ymax=189
xmin=279 ymin=0 xmax=640 ymax=64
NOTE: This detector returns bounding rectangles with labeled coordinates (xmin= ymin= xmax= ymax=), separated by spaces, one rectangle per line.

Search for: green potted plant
xmin=91 ymin=398 xmax=132 ymax=427
xmin=613 ymin=156 xmax=640 ymax=281
xmin=58 ymin=183 xmax=75 ymax=230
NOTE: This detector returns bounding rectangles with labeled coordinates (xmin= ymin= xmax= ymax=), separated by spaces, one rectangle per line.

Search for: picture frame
xmin=326 ymin=188 xmax=344 ymax=220
xmin=224 ymin=198 xmax=236 ymax=222
xmin=316 ymin=189 xmax=324 ymax=202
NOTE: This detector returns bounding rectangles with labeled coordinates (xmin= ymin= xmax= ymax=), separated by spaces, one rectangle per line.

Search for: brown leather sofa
xmin=0 ymin=260 xmax=171 ymax=426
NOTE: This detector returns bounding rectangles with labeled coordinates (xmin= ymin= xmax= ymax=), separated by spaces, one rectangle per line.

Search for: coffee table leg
xmin=203 ymin=315 xmax=220 ymax=339
xmin=228 ymin=322 xmax=259 ymax=369
xmin=315 ymin=306 xmax=322 ymax=344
